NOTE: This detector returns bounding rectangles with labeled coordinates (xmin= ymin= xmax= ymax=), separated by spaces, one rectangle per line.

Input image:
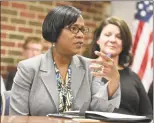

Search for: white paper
xmin=64 ymin=110 xmax=147 ymax=120
xmin=86 ymin=111 xmax=146 ymax=119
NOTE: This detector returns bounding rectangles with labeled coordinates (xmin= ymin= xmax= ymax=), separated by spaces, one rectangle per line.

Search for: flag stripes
xmin=131 ymin=1 xmax=153 ymax=92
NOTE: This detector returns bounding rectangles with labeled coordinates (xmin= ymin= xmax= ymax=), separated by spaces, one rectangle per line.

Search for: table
xmin=1 ymin=116 xmax=111 ymax=123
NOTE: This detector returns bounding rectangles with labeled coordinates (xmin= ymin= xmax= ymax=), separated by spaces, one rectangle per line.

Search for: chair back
xmin=1 ymin=91 xmax=11 ymax=116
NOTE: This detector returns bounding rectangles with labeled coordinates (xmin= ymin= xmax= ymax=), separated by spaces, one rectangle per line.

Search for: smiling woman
xmin=9 ymin=6 xmax=121 ymax=116
xmin=91 ymin=16 xmax=152 ymax=118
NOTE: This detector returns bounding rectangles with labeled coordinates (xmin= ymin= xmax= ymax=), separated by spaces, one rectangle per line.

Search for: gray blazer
xmin=10 ymin=48 xmax=120 ymax=116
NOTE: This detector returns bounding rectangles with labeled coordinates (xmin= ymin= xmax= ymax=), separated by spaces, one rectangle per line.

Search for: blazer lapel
xmin=71 ymin=56 xmax=85 ymax=99
xmin=40 ymin=48 xmax=58 ymax=112
xmin=39 ymin=50 xmax=86 ymax=111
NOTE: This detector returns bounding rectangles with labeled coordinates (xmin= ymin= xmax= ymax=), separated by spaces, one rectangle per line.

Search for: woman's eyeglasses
xmin=65 ymin=25 xmax=89 ymax=35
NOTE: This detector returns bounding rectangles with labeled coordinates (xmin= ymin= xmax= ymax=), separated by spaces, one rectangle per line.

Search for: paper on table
xmin=86 ymin=111 xmax=146 ymax=119
xmin=64 ymin=110 xmax=147 ymax=119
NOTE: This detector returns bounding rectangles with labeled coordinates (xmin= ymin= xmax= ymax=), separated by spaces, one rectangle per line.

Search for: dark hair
xmin=42 ymin=6 xmax=81 ymax=43
xmin=91 ymin=16 xmax=133 ymax=68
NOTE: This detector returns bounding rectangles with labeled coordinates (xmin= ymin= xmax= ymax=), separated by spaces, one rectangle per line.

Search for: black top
xmin=112 ymin=67 xmax=152 ymax=117
xmin=148 ymin=82 xmax=153 ymax=109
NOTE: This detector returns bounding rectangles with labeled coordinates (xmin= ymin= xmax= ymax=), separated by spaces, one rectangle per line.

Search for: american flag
xmin=131 ymin=1 xmax=153 ymax=92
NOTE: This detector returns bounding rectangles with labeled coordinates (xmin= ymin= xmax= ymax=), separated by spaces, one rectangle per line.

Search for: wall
xmin=1 ymin=1 xmax=111 ymax=79
xmin=111 ymin=1 xmax=136 ymax=32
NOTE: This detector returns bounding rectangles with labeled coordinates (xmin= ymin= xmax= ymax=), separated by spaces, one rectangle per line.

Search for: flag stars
xmin=140 ymin=10 xmax=146 ymax=17
xmin=138 ymin=3 xmax=144 ymax=9
xmin=144 ymin=1 xmax=150 ymax=5
xmin=148 ymin=5 xmax=153 ymax=11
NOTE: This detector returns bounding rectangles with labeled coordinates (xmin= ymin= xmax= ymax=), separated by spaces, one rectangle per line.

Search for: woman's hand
xmin=89 ymin=51 xmax=119 ymax=81
xmin=89 ymin=51 xmax=120 ymax=97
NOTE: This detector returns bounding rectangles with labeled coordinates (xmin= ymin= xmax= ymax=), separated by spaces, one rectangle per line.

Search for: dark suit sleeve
xmin=5 ymin=72 xmax=16 ymax=90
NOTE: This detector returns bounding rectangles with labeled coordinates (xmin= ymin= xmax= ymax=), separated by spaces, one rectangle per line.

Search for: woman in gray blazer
xmin=10 ymin=6 xmax=121 ymax=116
